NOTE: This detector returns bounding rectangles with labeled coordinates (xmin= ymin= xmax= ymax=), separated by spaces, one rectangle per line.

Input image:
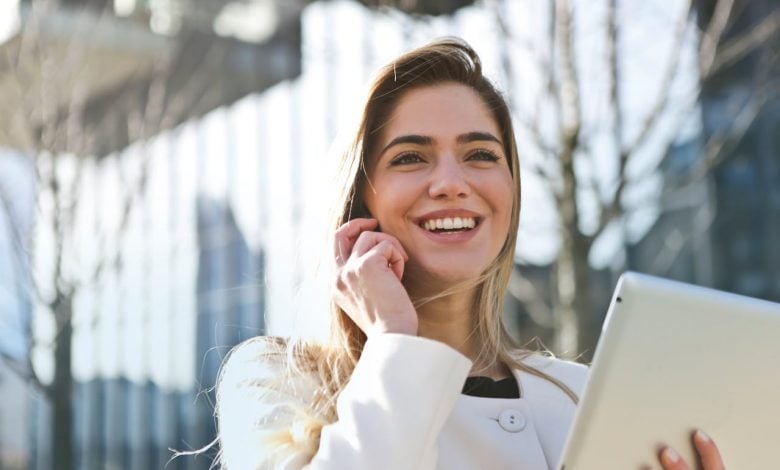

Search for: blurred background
xmin=0 ymin=0 xmax=777 ymax=468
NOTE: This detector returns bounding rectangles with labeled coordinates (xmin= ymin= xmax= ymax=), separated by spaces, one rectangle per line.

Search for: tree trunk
xmin=50 ymin=294 xmax=74 ymax=470
xmin=553 ymin=126 xmax=591 ymax=357
xmin=554 ymin=226 xmax=592 ymax=358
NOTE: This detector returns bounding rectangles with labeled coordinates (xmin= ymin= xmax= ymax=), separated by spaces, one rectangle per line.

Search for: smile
xmin=421 ymin=217 xmax=478 ymax=233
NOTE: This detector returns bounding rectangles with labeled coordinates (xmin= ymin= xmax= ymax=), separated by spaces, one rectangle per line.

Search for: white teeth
xmin=422 ymin=217 xmax=477 ymax=232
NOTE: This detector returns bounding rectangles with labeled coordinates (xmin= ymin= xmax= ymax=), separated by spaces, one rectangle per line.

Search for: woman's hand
xmin=332 ymin=218 xmax=418 ymax=337
xmin=658 ymin=430 xmax=725 ymax=470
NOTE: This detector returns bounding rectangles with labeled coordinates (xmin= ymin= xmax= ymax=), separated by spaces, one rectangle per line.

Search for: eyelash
xmin=468 ymin=150 xmax=501 ymax=162
xmin=389 ymin=152 xmax=424 ymax=166
xmin=389 ymin=150 xmax=501 ymax=166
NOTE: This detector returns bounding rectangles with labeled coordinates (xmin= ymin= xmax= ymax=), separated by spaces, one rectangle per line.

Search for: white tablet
xmin=558 ymin=272 xmax=780 ymax=469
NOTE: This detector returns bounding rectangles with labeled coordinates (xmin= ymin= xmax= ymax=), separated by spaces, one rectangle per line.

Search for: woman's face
xmin=363 ymin=83 xmax=515 ymax=284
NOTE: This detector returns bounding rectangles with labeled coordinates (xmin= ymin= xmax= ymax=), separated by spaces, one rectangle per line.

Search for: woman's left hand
xmin=658 ymin=430 xmax=725 ymax=470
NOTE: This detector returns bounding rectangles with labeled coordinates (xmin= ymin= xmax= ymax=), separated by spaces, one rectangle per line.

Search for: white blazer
xmin=218 ymin=334 xmax=589 ymax=470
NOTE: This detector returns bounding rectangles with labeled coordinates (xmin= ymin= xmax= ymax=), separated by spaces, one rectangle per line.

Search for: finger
xmin=334 ymin=218 xmax=378 ymax=265
xmin=659 ymin=446 xmax=689 ymax=470
xmin=364 ymin=240 xmax=405 ymax=277
xmin=693 ymin=430 xmax=724 ymax=470
xmin=352 ymin=231 xmax=408 ymax=261
xmin=374 ymin=240 xmax=406 ymax=280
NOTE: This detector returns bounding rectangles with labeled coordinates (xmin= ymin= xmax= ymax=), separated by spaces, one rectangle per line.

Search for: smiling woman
xmin=214 ymin=38 xmax=725 ymax=470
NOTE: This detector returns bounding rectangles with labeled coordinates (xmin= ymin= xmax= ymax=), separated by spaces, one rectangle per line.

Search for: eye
xmin=467 ymin=150 xmax=501 ymax=162
xmin=390 ymin=152 xmax=425 ymax=166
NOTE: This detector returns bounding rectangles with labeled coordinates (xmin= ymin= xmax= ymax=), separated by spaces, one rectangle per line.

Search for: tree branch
xmin=606 ymin=0 xmax=622 ymax=143
xmin=691 ymin=83 xmax=775 ymax=182
xmin=514 ymin=116 xmax=559 ymax=163
xmin=555 ymin=0 xmax=581 ymax=145
xmin=699 ymin=0 xmax=736 ymax=78
xmin=495 ymin=1 xmax=562 ymax=188
xmin=592 ymin=1 xmax=694 ymax=242
xmin=553 ymin=0 xmax=584 ymax=242
xmin=624 ymin=0 xmax=693 ymax=157
xmin=490 ymin=0 xmax=515 ymax=108
xmin=86 ymin=53 xmax=176 ymax=288
xmin=1 ymin=351 xmax=45 ymax=393
xmin=708 ymin=9 xmax=780 ymax=76
xmin=648 ymin=205 xmax=717 ymax=276
xmin=546 ymin=0 xmax=561 ymax=133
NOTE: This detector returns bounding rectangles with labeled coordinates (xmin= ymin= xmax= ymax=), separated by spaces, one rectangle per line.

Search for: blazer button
xmin=498 ymin=409 xmax=527 ymax=432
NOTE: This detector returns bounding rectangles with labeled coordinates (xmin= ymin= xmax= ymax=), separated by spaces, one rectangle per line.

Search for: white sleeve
xmin=217 ymin=334 xmax=472 ymax=470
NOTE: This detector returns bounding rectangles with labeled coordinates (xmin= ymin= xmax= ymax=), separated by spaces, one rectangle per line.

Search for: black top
xmin=462 ymin=376 xmax=520 ymax=399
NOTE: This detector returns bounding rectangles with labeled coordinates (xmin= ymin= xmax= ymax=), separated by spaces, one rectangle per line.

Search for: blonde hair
xmin=216 ymin=37 xmax=578 ymax=467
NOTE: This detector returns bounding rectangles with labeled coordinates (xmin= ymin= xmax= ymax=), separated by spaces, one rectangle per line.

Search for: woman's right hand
xmin=332 ymin=218 xmax=418 ymax=337
xmin=657 ymin=430 xmax=725 ymax=470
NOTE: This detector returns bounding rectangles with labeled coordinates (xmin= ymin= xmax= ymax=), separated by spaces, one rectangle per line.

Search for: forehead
xmin=380 ymin=83 xmax=500 ymax=144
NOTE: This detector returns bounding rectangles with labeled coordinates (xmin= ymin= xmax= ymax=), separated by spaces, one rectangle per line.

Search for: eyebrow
xmin=379 ymin=131 xmax=503 ymax=156
xmin=457 ymin=131 xmax=502 ymax=146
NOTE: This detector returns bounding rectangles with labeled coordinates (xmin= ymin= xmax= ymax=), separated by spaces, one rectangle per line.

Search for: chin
xmin=407 ymin=258 xmax=489 ymax=288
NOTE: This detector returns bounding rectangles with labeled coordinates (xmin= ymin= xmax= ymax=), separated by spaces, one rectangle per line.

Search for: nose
xmin=428 ymin=158 xmax=470 ymax=200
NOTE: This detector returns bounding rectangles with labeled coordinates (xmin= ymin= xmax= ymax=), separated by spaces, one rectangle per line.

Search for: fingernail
xmin=663 ymin=447 xmax=681 ymax=464
xmin=695 ymin=429 xmax=711 ymax=443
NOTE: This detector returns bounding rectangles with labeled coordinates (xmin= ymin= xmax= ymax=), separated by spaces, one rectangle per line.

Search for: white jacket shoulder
xmin=520 ymin=353 xmax=589 ymax=399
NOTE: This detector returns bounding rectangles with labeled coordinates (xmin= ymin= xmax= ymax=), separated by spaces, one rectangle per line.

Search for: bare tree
xmin=493 ymin=0 xmax=779 ymax=357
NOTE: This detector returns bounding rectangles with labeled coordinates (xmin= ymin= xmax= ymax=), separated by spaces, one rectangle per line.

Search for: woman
xmin=216 ymin=38 xmax=724 ymax=470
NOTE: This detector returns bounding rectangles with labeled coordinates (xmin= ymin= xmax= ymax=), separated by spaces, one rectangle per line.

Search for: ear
xmin=349 ymin=203 xmax=372 ymax=220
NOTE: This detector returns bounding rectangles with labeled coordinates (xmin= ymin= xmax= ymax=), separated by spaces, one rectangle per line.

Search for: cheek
xmin=362 ymin=191 xmax=402 ymax=235
xmin=489 ymin=174 xmax=515 ymax=215
xmin=490 ymin=177 xmax=516 ymax=239
xmin=364 ymin=175 xmax=417 ymax=221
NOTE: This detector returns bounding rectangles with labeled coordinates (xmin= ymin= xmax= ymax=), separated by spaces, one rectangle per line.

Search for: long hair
xmin=216 ymin=37 xmax=578 ymax=467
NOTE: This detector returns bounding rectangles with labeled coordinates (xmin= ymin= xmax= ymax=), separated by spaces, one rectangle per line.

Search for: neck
xmin=414 ymin=288 xmax=477 ymax=359
xmin=407 ymin=280 xmax=508 ymax=379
